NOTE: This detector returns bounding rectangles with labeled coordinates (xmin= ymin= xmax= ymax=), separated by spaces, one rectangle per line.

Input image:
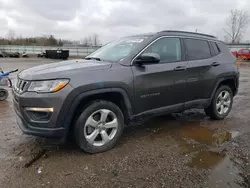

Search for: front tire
xmin=74 ymin=100 xmax=125 ymax=154
xmin=205 ymin=85 xmax=233 ymax=120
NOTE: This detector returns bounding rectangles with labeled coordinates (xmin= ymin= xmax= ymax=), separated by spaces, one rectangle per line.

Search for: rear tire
xmin=0 ymin=89 xmax=8 ymax=101
xmin=205 ymin=85 xmax=233 ymax=120
xmin=74 ymin=100 xmax=125 ymax=154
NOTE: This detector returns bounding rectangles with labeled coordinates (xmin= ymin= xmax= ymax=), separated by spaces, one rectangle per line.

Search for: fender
xmin=60 ymin=88 xmax=133 ymax=138
xmin=210 ymin=74 xmax=239 ymax=101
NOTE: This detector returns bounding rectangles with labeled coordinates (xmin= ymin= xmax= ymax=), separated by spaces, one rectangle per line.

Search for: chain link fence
xmin=227 ymin=44 xmax=250 ymax=52
xmin=1 ymin=44 xmax=250 ymax=57
xmin=0 ymin=45 xmax=101 ymax=57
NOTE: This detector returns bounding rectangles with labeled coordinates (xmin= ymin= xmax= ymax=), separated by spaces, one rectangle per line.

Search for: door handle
xmin=174 ymin=66 xmax=186 ymax=71
xmin=211 ymin=62 xmax=220 ymax=67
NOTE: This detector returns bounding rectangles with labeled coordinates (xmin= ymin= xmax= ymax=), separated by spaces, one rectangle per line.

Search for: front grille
xmin=15 ymin=79 xmax=29 ymax=93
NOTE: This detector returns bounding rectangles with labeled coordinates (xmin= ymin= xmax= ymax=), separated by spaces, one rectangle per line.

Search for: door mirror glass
xmin=135 ymin=53 xmax=160 ymax=65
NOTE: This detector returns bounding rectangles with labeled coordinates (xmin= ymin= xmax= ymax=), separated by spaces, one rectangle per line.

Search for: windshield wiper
xmin=84 ymin=57 xmax=101 ymax=61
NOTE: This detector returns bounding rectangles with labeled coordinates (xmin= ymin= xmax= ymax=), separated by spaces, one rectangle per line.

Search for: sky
xmin=0 ymin=0 xmax=250 ymax=44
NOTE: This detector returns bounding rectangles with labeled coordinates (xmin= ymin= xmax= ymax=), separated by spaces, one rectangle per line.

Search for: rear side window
xmin=184 ymin=39 xmax=211 ymax=60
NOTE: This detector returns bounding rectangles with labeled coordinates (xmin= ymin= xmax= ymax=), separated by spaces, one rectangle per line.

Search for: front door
xmin=132 ymin=37 xmax=188 ymax=114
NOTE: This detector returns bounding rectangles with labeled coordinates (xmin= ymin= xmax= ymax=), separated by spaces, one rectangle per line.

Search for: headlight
xmin=28 ymin=79 xmax=69 ymax=93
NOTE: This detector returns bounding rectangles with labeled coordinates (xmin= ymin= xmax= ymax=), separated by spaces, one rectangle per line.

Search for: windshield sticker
xmin=125 ymin=39 xmax=144 ymax=43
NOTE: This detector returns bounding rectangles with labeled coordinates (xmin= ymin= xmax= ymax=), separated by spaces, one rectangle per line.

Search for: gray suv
xmin=13 ymin=30 xmax=239 ymax=153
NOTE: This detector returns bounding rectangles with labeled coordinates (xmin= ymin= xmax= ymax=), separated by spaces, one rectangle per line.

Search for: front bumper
xmin=15 ymin=113 xmax=65 ymax=137
xmin=12 ymin=85 xmax=73 ymax=138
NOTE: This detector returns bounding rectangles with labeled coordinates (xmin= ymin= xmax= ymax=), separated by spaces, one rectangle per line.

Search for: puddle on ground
xmin=188 ymin=151 xmax=225 ymax=169
xmin=126 ymin=115 xmax=241 ymax=158
xmin=187 ymin=149 xmax=243 ymax=188
xmin=185 ymin=142 xmax=243 ymax=188
xmin=178 ymin=124 xmax=243 ymax=187
xmin=179 ymin=122 xmax=240 ymax=146
xmin=207 ymin=156 xmax=243 ymax=188
xmin=180 ymin=124 xmax=214 ymax=144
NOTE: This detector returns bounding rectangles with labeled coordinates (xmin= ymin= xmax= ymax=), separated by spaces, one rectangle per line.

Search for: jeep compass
xmin=13 ymin=30 xmax=239 ymax=153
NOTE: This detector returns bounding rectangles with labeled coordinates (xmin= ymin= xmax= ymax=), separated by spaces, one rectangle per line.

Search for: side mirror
xmin=135 ymin=53 xmax=160 ymax=65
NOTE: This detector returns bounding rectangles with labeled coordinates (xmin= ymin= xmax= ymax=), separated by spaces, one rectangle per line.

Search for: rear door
xmin=132 ymin=37 xmax=188 ymax=114
xmin=184 ymin=38 xmax=219 ymax=102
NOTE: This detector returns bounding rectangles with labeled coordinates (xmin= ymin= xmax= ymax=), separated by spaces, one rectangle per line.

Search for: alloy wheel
xmin=216 ymin=90 xmax=231 ymax=115
xmin=84 ymin=109 xmax=118 ymax=147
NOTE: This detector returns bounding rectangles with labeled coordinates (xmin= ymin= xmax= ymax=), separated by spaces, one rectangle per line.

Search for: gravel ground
xmin=0 ymin=58 xmax=250 ymax=188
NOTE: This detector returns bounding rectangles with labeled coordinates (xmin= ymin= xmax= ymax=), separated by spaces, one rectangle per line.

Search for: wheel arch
xmin=210 ymin=75 xmax=239 ymax=100
xmin=62 ymin=88 xmax=133 ymax=139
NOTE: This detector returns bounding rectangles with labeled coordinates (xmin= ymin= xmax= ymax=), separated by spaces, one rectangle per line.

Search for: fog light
xmin=25 ymin=107 xmax=53 ymax=122
xmin=25 ymin=107 xmax=54 ymax=112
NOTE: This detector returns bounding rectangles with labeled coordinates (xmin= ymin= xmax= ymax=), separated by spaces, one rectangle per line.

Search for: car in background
xmin=237 ymin=48 xmax=250 ymax=60
xmin=231 ymin=48 xmax=250 ymax=60
xmin=231 ymin=51 xmax=238 ymax=58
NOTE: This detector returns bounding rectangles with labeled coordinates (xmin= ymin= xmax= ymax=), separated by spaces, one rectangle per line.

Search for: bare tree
xmin=92 ymin=34 xmax=100 ymax=46
xmin=80 ymin=34 xmax=101 ymax=46
xmin=224 ymin=9 xmax=249 ymax=43
xmin=88 ymin=36 xmax=93 ymax=46
xmin=81 ymin=37 xmax=90 ymax=46
xmin=223 ymin=35 xmax=229 ymax=43
xmin=80 ymin=36 xmax=92 ymax=46
xmin=6 ymin=29 xmax=16 ymax=41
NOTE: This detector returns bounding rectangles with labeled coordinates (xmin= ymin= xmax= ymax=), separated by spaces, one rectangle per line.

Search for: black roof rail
xmin=159 ymin=30 xmax=216 ymax=38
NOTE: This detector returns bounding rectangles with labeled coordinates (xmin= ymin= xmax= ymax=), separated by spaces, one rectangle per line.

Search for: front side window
xmin=143 ymin=37 xmax=182 ymax=63
xmin=184 ymin=39 xmax=211 ymax=60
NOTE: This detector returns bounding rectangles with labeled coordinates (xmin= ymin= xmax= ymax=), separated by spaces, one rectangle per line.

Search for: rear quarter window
xmin=211 ymin=42 xmax=220 ymax=55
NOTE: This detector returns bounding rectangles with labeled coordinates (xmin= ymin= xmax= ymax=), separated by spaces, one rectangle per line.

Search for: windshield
xmin=86 ymin=36 xmax=148 ymax=62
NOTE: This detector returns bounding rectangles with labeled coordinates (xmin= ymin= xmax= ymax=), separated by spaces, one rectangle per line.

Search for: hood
xmin=18 ymin=59 xmax=112 ymax=80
